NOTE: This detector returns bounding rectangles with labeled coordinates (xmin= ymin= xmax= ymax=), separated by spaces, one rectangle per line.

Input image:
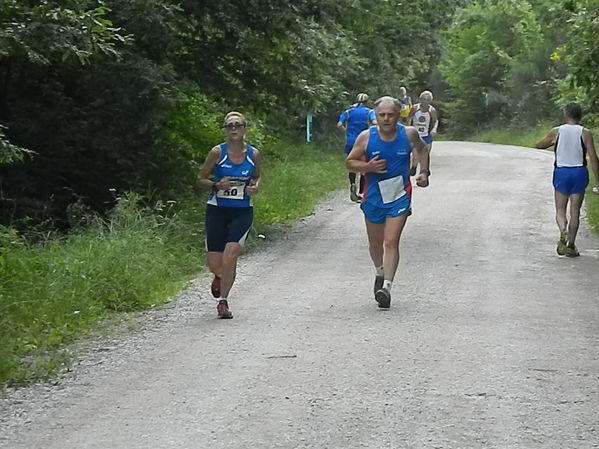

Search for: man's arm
xmin=535 ymin=128 xmax=558 ymax=149
xmin=429 ymin=107 xmax=439 ymax=136
xmin=337 ymin=110 xmax=348 ymax=134
xmin=583 ymin=129 xmax=599 ymax=190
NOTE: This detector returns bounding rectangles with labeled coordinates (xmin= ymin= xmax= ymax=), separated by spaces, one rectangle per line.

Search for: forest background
xmin=1 ymin=0 xmax=599 ymax=385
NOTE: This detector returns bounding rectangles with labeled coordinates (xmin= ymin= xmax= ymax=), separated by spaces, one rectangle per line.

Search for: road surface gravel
xmin=1 ymin=141 xmax=599 ymax=449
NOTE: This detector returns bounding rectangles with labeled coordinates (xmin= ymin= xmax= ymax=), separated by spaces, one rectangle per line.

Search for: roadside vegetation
xmin=0 ymin=142 xmax=345 ymax=386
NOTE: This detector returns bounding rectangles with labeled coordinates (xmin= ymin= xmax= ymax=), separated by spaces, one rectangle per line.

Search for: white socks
xmin=383 ymin=280 xmax=393 ymax=291
xmin=375 ymin=266 xmax=384 ymax=277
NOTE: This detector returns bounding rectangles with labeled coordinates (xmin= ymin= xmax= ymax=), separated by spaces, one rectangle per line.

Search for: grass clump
xmin=468 ymin=124 xmax=552 ymax=148
xmin=253 ymin=142 xmax=346 ymax=231
xmin=0 ymin=193 xmax=204 ymax=386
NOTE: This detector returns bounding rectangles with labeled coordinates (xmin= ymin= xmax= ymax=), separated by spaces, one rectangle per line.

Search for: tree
xmin=439 ymin=0 xmax=542 ymax=134
xmin=561 ymin=0 xmax=599 ymax=114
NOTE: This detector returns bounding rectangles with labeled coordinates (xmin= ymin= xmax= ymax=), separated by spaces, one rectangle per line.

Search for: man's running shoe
xmin=373 ymin=275 xmax=384 ymax=297
xmin=375 ymin=288 xmax=391 ymax=309
xmin=217 ymin=299 xmax=233 ymax=319
xmin=565 ymin=245 xmax=580 ymax=258
xmin=211 ymin=275 xmax=221 ymax=298
xmin=350 ymin=184 xmax=360 ymax=202
xmin=557 ymin=232 xmax=568 ymax=256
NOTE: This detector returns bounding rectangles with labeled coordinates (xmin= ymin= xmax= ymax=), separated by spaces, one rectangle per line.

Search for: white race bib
xmin=378 ymin=175 xmax=406 ymax=204
xmin=216 ymin=180 xmax=245 ymax=200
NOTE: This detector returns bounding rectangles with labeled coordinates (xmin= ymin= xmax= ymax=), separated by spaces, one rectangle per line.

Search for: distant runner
xmin=536 ymin=103 xmax=599 ymax=257
xmin=197 ymin=112 xmax=261 ymax=318
xmin=409 ymin=90 xmax=438 ymax=176
xmin=346 ymin=96 xmax=430 ymax=309
xmin=338 ymin=93 xmax=374 ymax=202
xmin=398 ymin=87 xmax=412 ymax=125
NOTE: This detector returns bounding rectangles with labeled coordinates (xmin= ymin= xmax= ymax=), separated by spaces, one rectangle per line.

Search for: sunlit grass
xmin=469 ymin=124 xmax=552 ymax=148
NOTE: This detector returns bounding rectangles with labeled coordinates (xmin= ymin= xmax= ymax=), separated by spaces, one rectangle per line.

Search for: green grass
xmin=0 ymin=142 xmax=346 ymax=386
xmin=253 ymin=142 xmax=346 ymax=231
xmin=468 ymin=123 xmax=552 ymax=148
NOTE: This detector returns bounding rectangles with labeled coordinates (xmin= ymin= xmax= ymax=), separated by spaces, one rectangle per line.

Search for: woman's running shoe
xmin=217 ymin=299 xmax=233 ymax=319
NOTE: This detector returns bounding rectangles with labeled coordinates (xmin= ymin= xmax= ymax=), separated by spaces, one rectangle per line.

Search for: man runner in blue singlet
xmin=338 ymin=93 xmax=375 ymax=202
xmin=346 ymin=96 xmax=430 ymax=309
xmin=536 ymin=103 xmax=599 ymax=257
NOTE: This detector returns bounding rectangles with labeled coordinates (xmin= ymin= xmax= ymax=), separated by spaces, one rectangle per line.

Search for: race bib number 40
xmin=216 ymin=181 xmax=246 ymax=200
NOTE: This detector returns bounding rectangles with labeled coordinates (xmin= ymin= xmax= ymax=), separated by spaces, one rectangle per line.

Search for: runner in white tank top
xmin=536 ymin=104 xmax=599 ymax=257
xmin=408 ymin=90 xmax=438 ymax=176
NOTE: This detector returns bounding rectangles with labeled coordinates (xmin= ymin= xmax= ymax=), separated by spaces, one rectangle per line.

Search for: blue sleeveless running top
xmin=338 ymin=105 xmax=372 ymax=146
xmin=207 ymin=143 xmax=256 ymax=208
xmin=363 ymin=125 xmax=412 ymax=208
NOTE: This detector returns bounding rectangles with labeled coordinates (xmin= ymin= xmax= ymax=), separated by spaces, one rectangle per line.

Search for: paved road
xmin=2 ymin=142 xmax=599 ymax=449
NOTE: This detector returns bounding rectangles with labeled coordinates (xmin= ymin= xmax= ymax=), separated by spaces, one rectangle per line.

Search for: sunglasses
xmin=224 ymin=122 xmax=246 ymax=130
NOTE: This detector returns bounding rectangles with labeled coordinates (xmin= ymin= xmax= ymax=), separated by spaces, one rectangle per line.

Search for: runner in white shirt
xmin=536 ymin=103 xmax=599 ymax=257
xmin=409 ymin=90 xmax=438 ymax=176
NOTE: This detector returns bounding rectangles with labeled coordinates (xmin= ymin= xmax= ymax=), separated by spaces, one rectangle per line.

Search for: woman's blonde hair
xmin=223 ymin=111 xmax=247 ymax=126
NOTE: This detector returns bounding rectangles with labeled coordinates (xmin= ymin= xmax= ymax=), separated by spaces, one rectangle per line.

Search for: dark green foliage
xmin=1 ymin=0 xmax=463 ymax=230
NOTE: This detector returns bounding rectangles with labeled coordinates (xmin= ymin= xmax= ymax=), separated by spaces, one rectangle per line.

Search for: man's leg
xmin=365 ymin=220 xmax=385 ymax=268
xmin=554 ymin=190 xmax=569 ymax=234
xmin=366 ymin=214 xmax=408 ymax=308
xmin=567 ymin=193 xmax=584 ymax=247
xmin=554 ymin=190 xmax=570 ymax=255
xmin=349 ymin=172 xmax=359 ymax=202
xmin=381 ymin=214 xmax=409 ymax=282
xmin=365 ymin=219 xmax=386 ymax=302
xmin=358 ymin=173 xmax=365 ymax=197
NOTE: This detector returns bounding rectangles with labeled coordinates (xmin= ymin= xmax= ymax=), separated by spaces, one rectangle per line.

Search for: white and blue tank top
xmin=555 ymin=124 xmax=587 ymax=168
xmin=207 ymin=143 xmax=256 ymax=208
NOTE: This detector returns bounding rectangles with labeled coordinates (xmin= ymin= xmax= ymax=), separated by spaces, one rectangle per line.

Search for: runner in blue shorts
xmin=197 ymin=111 xmax=262 ymax=318
xmin=409 ymin=90 xmax=438 ymax=176
xmin=338 ymin=93 xmax=374 ymax=202
xmin=346 ymin=96 xmax=430 ymax=309
xmin=536 ymin=103 xmax=599 ymax=257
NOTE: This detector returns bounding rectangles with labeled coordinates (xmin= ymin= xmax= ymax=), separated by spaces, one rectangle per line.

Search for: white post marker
xmin=306 ymin=114 xmax=313 ymax=143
